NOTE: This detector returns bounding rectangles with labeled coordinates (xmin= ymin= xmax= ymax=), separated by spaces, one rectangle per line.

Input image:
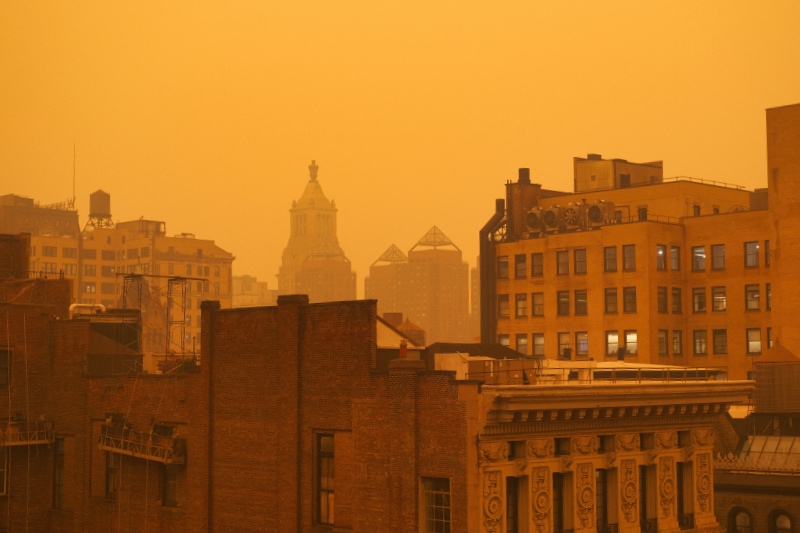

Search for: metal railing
xmin=99 ymin=424 xmax=186 ymax=465
xmin=1 ymin=420 xmax=55 ymax=446
xmin=465 ymin=364 xmax=727 ymax=386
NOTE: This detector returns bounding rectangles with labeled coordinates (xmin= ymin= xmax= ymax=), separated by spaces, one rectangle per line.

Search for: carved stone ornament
xmin=483 ymin=470 xmax=504 ymax=533
xmin=696 ymin=453 xmax=712 ymax=513
xmin=655 ymin=431 xmax=678 ymax=450
xmin=513 ymin=458 xmax=528 ymax=475
xmin=620 ymin=459 xmax=638 ymax=523
xmin=572 ymin=435 xmax=598 ymax=455
xmin=527 ymin=438 xmax=554 ymax=459
xmin=659 ymin=456 xmax=675 ymax=518
xmin=480 ymin=441 xmax=509 ymax=464
xmin=531 ymin=467 xmax=551 ymax=533
xmin=617 ymin=433 xmax=640 ymax=452
xmin=576 ymin=463 xmax=595 ymax=528
xmin=692 ymin=428 xmax=715 ymax=447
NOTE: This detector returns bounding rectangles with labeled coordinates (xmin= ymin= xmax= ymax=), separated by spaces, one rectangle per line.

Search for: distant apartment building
xmin=1 ymin=190 xmax=233 ymax=357
xmin=365 ymin=226 xmax=472 ymax=344
xmin=481 ymin=153 xmax=775 ymax=380
xmin=232 ymin=274 xmax=277 ymax=307
xmin=277 ymin=160 xmax=356 ymax=303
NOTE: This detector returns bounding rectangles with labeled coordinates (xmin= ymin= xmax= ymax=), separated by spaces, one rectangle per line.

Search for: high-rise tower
xmin=277 ymin=161 xmax=356 ymax=302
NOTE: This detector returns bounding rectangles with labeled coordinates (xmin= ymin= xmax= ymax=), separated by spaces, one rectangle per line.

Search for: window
xmin=637 ymin=206 xmax=648 ymax=221
xmin=516 ymin=334 xmax=528 ymax=354
xmin=713 ymin=329 xmax=728 ymax=354
xmin=532 ymin=292 xmax=544 ymax=316
xmin=711 ymin=244 xmax=725 ymax=270
xmin=30 ymin=245 xmax=36 ymax=257
xmin=318 ymin=434 xmax=334 ymax=524
xmin=128 ymin=248 xmax=139 ymax=259
xmin=596 ymin=469 xmax=609 ymax=531
xmin=81 ymin=248 xmax=96 ymax=260
xmin=657 ymin=287 xmax=668 ymax=313
xmin=557 ymin=291 xmax=570 ymax=316
xmin=744 ymin=241 xmax=759 ymax=267
xmin=82 ymin=265 xmax=96 ymax=276
xmin=765 ymin=240 xmax=771 ymax=267
xmin=672 ymin=288 xmax=682 ymax=314
xmin=84 ymin=282 xmax=96 ymax=294
xmin=558 ymin=332 xmax=571 ymax=360
xmin=712 ymin=286 xmax=727 ymax=311
xmin=42 ymin=245 xmax=57 ymax=257
xmin=656 ymin=245 xmax=667 ymax=270
xmin=532 ymin=333 xmax=545 ymax=357
xmin=168 ymin=263 xmax=174 ymax=275
xmin=623 ymin=286 xmax=636 ymax=313
xmin=0 ymin=448 xmax=7 ymax=496
xmin=606 ymin=331 xmax=619 ymax=357
xmin=691 ymin=246 xmax=706 ymax=271
xmin=63 ymin=263 xmax=77 ymax=275
xmin=101 ymin=283 xmax=115 ymax=295
xmin=622 ymin=244 xmax=636 ymax=271
xmin=53 ymin=437 xmax=64 ymax=509
xmin=0 ymin=350 xmax=10 ymax=388
xmin=101 ymin=250 xmax=115 ymax=261
xmin=106 ymin=452 xmax=120 ymax=499
xmin=574 ymin=290 xmax=587 ymax=315
xmin=773 ymin=512 xmax=792 ymax=533
xmin=768 ymin=327 xmax=773 ymax=349
xmin=43 ymin=262 xmax=58 ymax=274
xmin=729 ymin=509 xmax=753 ymax=533
xmin=186 ymin=264 xmax=192 ymax=276
xmin=692 ymin=287 xmax=706 ymax=313
xmin=62 ymin=247 xmax=77 ymax=258
xmin=747 ymin=329 xmax=762 ymax=354
xmin=498 ymin=334 xmax=510 ymax=347
xmin=745 ymin=284 xmax=760 ymax=311
xmin=767 ymin=283 xmax=772 ymax=311
xmin=624 ymin=330 xmax=638 ymax=355
xmin=604 ymin=288 xmax=618 ymax=314
xmin=658 ymin=330 xmax=668 ymax=355
xmin=670 ymin=246 xmax=681 ymax=271
xmin=141 ymin=247 xmax=150 ymax=258
xmin=556 ymin=250 xmax=569 ymax=275
xmin=531 ymin=253 xmax=543 ymax=277
xmin=693 ymin=204 xmax=701 ymax=216
xmin=497 ymin=256 xmax=509 ymax=279
xmin=694 ymin=330 xmax=707 ymax=355
xmin=498 ymin=295 xmax=509 ymax=318
xmin=672 ymin=331 xmax=683 ymax=355
xmin=162 ymin=466 xmax=178 ymax=507
xmin=574 ymin=249 xmax=587 ymax=274
xmin=214 ymin=264 xmax=220 ymax=276
xmin=604 ymin=247 xmax=617 ymax=272
xmin=575 ymin=332 xmax=588 ymax=358
xmin=422 ymin=477 xmax=450 ymax=533
xmin=514 ymin=254 xmax=526 ymax=278
xmin=515 ymin=294 xmax=527 ymax=318
xmin=101 ymin=265 xmax=116 ymax=277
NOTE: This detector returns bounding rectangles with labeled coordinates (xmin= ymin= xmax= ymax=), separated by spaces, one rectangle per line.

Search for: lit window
xmin=712 ymin=286 xmax=727 ymax=311
xmin=516 ymin=334 xmax=528 ymax=355
xmin=558 ymin=332 xmax=571 ymax=360
xmin=624 ymin=330 xmax=638 ymax=355
xmin=694 ymin=330 xmax=707 ymax=355
xmin=575 ymin=332 xmax=588 ymax=358
xmin=744 ymin=242 xmax=759 ymax=267
xmin=515 ymin=294 xmax=527 ymax=318
xmin=692 ymin=288 xmax=706 ymax=313
xmin=498 ymin=334 xmax=509 ymax=347
xmin=606 ymin=331 xmax=619 ymax=357
xmin=422 ymin=477 xmax=450 ymax=533
xmin=532 ymin=333 xmax=545 ymax=357
xmin=745 ymin=285 xmax=760 ymax=311
xmin=746 ymin=329 xmax=761 ymax=354
xmin=656 ymin=245 xmax=667 ymax=270
xmin=692 ymin=246 xmax=706 ymax=271
xmin=774 ymin=512 xmax=792 ymax=533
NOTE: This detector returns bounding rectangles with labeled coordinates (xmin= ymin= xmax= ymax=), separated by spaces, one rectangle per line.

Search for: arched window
xmin=729 ymin=508 xmax=753 ymax=533
xmin=772 ymin=511 xmax=793 ymax=533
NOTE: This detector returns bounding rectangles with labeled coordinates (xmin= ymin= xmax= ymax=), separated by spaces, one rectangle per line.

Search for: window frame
xmin=658 ymin=330 xmax=668 ymax=356
xmin=422 ymin=477 xmax=451 ymax=533
xmin=604 ymin=246 xmax=617 ymax=272
xmin=692 ymin=287 xmax=706 ymax=313
xmin=713 ymin=329 xmax=728 ymax=355
xmin=532 ymin=333 xmax=545 ymax=357
xmin=514 ymin=293 xmax=527 ymax=318
xmin=671 ymin=287 xmax=682 ymax=314
xmin=744 ymin=241 xmax=759 ymax=268
xmin=656 ymin=244 xmax=667 ymax=270
xmin=497 ymin=256 xmax=509 ymax=279
xmin=514 ymin=254 xmax=526 ymax=279
xmin=712 ymin=286 xmax=727 ymax=312
xmin=745 ymin=284 xmax=760 ymax=311
xmin=711 ymin=244 xmax=725 ymax=270
xmin=604 ymin=288 xmax=618 ymax=314
xmin=574 ymin=289 xmax=587 ymax=316
xmin=531 ymin=253 xmax=544 ymax=277
xmin=624 ymin=330 xmax=638 ymax=355
xmin=672 ymin=330 xmax=683 ymax=356
xmin=515 ymin=333 xmax=528 ymax=355
xmin=531 ymin=292 xmax=544 ymax=317
xmin=657 ymin=286 xmax=668 ymax=313
xmin=670 ymin=246 xmax=681 ymax=271
xmin=556 ymin=250 xmax=569 ymax=275
xmin=574 ymin=248 xmax=587 ymax=274
xmin=317 ymin=434 xmax=335 ymax=525
xmin=746 ymin=328 xmax=762 ymax=355
xmin=691 ymin=246 xmax=706 ymax=271
xmin=498 ymin=294 xmax=510 ymax=318
xmin=622 ymin=244 xmax=636 ymax=271
xmin=606 ymin=331 xmax=619 ymax=357
xmin=558 ymin=332 xmax=571 ymax=360
xmin=623 ymin=286 xmax=636 ymax=313
xmin=693 ymin=330 xmax=708 ymax=356
xmin=557 ymin=291 xmax=570 ymax=316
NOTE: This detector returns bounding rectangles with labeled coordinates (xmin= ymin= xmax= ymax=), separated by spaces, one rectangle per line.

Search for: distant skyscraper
xmin=365 ymin=226 xmax=471 ymax=344
xmin=277 ymin=161 xmax=356 ymax=303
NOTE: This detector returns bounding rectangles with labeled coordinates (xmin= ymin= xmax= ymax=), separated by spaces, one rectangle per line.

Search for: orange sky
xmin=2 ymin=2 xmax=799 ymax=293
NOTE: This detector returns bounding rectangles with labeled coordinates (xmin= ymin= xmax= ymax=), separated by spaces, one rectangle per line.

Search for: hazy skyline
xmin=3 ymin=2 xmax=799 ymax=292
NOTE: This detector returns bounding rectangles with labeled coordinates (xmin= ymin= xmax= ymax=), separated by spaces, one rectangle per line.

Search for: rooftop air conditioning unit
xmin=563 ymin=203 xmax=586 ymax=230
xmin=587 ymin=200 xmax=615 ymax=228
xmin=543 ymin=206 xmax=564 ymax=232
xmin=525 ymin=207 xmax=545 ymax=234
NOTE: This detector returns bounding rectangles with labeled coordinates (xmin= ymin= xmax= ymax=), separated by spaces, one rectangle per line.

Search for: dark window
xmin=606 ymin=331 xmax=619 ymax=356
xmin=532 ymin=333 xmax=545 ymax=357
xmin=728 ymin=509 xmax=753 ymax=533
xmin=506 ymin=476 xmax=519 ymax=533
xmin=497 ymin=256 xmax=509 ymax=279
xmin=558 ymin=332 xmax=571 ymax=360
xmin=747 ymin=329 xmax=761 ymax=354
xmin=2 ymin=350 xmax=12 ymax=387
xmin=0 ymin=448 xmax=6 ymax=496
xmin=596 ymin=469 xmax=609 ymax=530
xmin=745 ymin=284 xmax=760 ymax=311
xmin=532 ymin=292 xmax=544 ymax=316
xmin=515 ymin=294 xmax=527 ymax=318
xmin=42 ymin=245 xmax=57 ymax=257
xmin=574 ymin=249 xmax=587 ymax=274
xmin=623 ymin=286 xmax=636 ymax=313
xmin=670 ymin=246 xmax=681 ymax=270
xmin=768 ymin=327 xmax=773 ymax=349
xmin=692 ymin=246 xmax=706 ymax=271
xmin=553 ymin=473 xmax=565 ymax=532
xmin=604 ymin=288 xmax=618 ymax=314
xmin=101 ymin=250 xmax=115 ymax=261
xmin=106 ymin=452 xmax=120 ymax=500
xmin=62 ymin=247 xmax=77 ymax=258
xmin=712 ymin=286 xmax=727 ymax=311
xmin=744 ymin=241 xmax=759 ymax=267
xmin=162 ymin=466 xmax=178 ymax=507
xmin=574 ymin=290 xmax=587 ymax=315
xmin=767 ymin=283 xmax=772 ymax=311
xmin=622 ymin=244 xmax=636 ymax=271
xmin=693 ymin=204 xmax=701 ymax=216
xmin=423 ymin=478 xmax=451 ymax=533
xmin=656 ymin=244 xmax=667 ymax=270
xmin=556 ymin=250 xmax=569 ymax=275
xmin=604 ymin=247 xmax=617 ymax=272
xmin=765 ymin=240 xmax=771 ymax=267
xmin=514 ymin=254 xmax=526 ymax=278
xmin=318 ymin=434 xmax=334 ymax=524
xmin=101 ymin=266 xmax=115 ymax=277
xmin=531 ymin=253 xmax=543 ymax=277
xmin=637 ymin=207 xmax=648 ymax=221
xmin=694 ymin=330 xmax=707 ymax=355
xmin=658 ymin=330 xmax=668 ymax=355
xmin=673 ymin=330 xmax=683 ymax=355
xmin=657 ymin=287 xmax=668 ymax=313
xmin=557 ymin=291 xmax=570 ymax=316
xmin=672 ymin=287 xmax=682 ymax=314
xmin=498 ymin=295 xmax=509 ymax=318
xmin=711 ymin=244 xmax=725 ymax=270
xmin=575 ymin=332 xmax=588 ymax=358
xmin=692 ymin=287 xmax=706 ymax=313
xmin=713 ymin=329 xmax=728 ymax=355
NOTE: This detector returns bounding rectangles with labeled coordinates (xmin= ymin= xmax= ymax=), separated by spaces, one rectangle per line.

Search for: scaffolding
xmin=1 ymin=419 xmax=55 ymax=447
xmin=99 ymin=423 xmax=186 ymax=465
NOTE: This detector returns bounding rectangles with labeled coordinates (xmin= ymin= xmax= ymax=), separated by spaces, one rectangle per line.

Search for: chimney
xmin=518 ymin=168 xmax=531 ymax=184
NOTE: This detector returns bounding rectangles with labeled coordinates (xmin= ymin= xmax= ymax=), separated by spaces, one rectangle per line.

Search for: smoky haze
xmin=2 ymin=2 xmax=799 ymax=292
